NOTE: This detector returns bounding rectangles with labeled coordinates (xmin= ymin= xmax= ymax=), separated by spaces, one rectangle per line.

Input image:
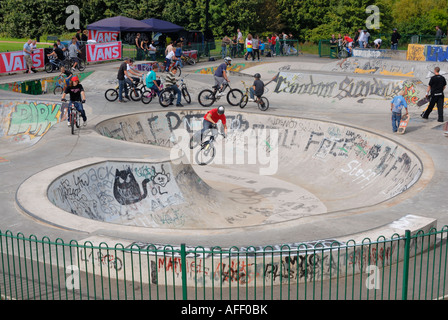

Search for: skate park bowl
xmin=17 ymin=109 xmax=427 ymax=242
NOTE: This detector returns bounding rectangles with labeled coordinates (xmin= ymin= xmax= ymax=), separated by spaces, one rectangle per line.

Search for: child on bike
xmin=145 ymin=63 xmax=162 ymax=96
xmin=165 ymin=66 xmax=183 ymax=107
xmin=59 ymin=66 xmax=73 ymax=89
xmin=61 ymin=76 xmax=87 ymax=127
xmin=248 ymin=73 xmax=265 ymax=102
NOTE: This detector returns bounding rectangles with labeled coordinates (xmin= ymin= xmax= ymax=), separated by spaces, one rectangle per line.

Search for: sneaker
xmin=67 ymin=122 xmax=71 ymax=126
xmin=83 ymin=120 xmax=87 ymax=126
xmin=248 ymin=98 xmax=254 ymax=102
xmin=118 ymin=100 xmax=127 ymax=103
xmin=176 ymin=103 xmax=184 ymax=107
xmin=216 ymin=92 xmax=224 ymax=97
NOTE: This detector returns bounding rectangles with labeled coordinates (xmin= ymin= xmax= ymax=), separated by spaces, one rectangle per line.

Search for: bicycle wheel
xmin=239 ymin=95 xmax=248 ymax=108
xmin=227 ymin=88 xmax=243 ymax=106
xmin=45 ymin=62 xmax=54 ymax=73
xmin=198 ymin=89 xmax=216 ymax=107
xmin=70 ymin=111 xmax=75 ymax=135
xmin=54 ymin=86 xmax=64 ymax=95
xmin=77 ymin=59 xmax=86 ymax=71
xmin=195 ymin=142 xmax=216 ymax=165
xmin=182 ymin=87 xmax=191 ymax=104
xmin=75 ymin=111 xmax=81 ymax=128
xmin=105 ymin=89 xmax=119 ymax=102
xmin=257 ymin=97 xmax=269 ymax=111
xmin=130 ymin=88 xmax=142 ymax=101
xmin=187 ymin=58 xmax=196 ymax=65
xmin=159 ymin=89 xmax=173 ymax=107
xmin=141 ymin=90 xmax=153 ymax=104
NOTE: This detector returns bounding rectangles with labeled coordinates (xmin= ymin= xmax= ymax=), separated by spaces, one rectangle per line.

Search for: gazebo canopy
xmin=140 ymin=18 xmax=184 ymax=33
xmin=87 ymin=16 xmax=154 ymax=32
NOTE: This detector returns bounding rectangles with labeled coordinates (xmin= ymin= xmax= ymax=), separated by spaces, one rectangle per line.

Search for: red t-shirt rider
xmin=202 ymin=105 xmax=227 ymax=137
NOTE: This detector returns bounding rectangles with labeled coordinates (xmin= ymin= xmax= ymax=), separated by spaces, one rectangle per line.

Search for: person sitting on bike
xmin=201 ymin=105 xmax=227 ymax=139
xmin=59 ymin=66 xmax=73 ymax=88
xmin=145 ymin=63 xmax=162 ymax=96
xmin=165 ymin=66 xmax=183 ymax=107
xmin=214 ymin=57 xmax=232 ymax=96
xmin=47 ymin=43 xmax=65 ymax=66
xmin=125 ymin=59 xmax=144 ymax=95
xmin=61 ymin=76 xmax=87 ymax=127
xmin=249 ymin=73 xmax=265 ymax=102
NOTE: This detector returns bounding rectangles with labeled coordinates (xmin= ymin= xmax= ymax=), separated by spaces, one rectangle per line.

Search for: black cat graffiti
xmin=113 ymin=168 xmax=150 ymax=205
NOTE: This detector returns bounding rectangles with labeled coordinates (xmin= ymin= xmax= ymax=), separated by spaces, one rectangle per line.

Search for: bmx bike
xmin=158 ymin=78 xmax=191 ymax=107
xmin=238 ymin=80 xmax=270 ymax=111
xmin=197 ymin=82 xmax=243 ymax=107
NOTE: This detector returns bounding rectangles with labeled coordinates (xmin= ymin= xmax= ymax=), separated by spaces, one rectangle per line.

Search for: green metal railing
xmin=1 ymin=227 xmax=447 ymax=300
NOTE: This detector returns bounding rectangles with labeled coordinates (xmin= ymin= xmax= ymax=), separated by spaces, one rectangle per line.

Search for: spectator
xmin=421 ymin=66 xmax=446 ymax=122
xmin=221 ymin=35 xmax=231 ymax=59
xmin=374 ymin=38 xmax=382 ymax=49
xmin=270 ymin=34 xmax=276 ymax=56
xmin=253 ymin=35 xmax=260 ymax=61
xmin=230 ymin=35 xmax=238 ymax=58
xmin=329 ymin=34 xmax=337 ymax=45
xmin=244 ymin=34 xmax=253 ymax=60
xmin=82 ymin=30 xmax=88 ymax=42
xmin=23 ymin=39 xmax=34 ymax=74
xmin=435 ymin=26 xmax=443 ymax=45
xmin=390 ymin=90 xmax=408 ymax=133
xmin=391 ymin=28 xmax=401 ymax=50
xmin=148 ymin=40 xmax=157 ymax=61
xmin=260 ymin=38 xmax=265 ymax=57
xmin=358 ymin=30 xmax=367 ymax=48
xmin=237 ymin=29 xmax=244 ymax=55
xmin=117 ymin=57 xmax=131 ymax=103
xmin=68 ymin=38 xmax=81 ymax=71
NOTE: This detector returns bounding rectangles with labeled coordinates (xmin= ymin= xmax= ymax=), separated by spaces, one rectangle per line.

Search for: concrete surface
xmin=1 ymin=54 xmax=447 ymax=249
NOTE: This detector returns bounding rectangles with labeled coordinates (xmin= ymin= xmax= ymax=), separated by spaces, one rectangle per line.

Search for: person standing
xmin=435 ymin=26 xmax=443 ymax=45
xmin=252 ymin=35 xmax=260 ymax=61
xmin=117 ymin=58 xmax=131 ymax=103
xmin=221 ymin=35 xmax=230 ymax=59
xmin=68 ymin=38 xmax=81 ymax=71
xmin=390 ymin=90 xmax=408 ymax=133
xmin=421 ymin=67 xmax=446 ymax=122
xmin=230 ymin=35 xmax=238 ymax=58
xmin=391 ymin=28 xmax=401 ymax=50
xmin=23 ymin=39 xmax=34 ymax=74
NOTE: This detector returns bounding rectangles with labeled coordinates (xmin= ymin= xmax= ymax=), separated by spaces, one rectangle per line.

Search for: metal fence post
xmin=180 ymin=243 xmax=188 ymax=300
xmin=402 ymin=230 xmax=411 ymax=300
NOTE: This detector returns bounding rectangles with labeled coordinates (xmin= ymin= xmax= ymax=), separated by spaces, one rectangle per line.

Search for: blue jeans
xmin=118 ymin=79 xmax=128 ymax=101
xmin=391 ymin=43 xmax=398 ymax=50
xmin=68 ymin=101 xmax=87 ymax=122
xmin=392 ymin=112 xmax=401 ymax=132
xmin=200 ymin=119 xmax=216 ymax=140
xmin=169 ymin=85 xmax=182 ymax=104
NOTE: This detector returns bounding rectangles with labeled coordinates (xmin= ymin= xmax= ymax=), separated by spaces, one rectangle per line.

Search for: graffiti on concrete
xmin=0 ymin=101 xmax=64 ymax=144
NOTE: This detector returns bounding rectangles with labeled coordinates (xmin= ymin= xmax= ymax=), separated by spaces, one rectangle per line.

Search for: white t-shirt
xmin=374 ymin=39 xmax=382 ymax=45
xmin=166 ymin=50 xmax=175 ymax=60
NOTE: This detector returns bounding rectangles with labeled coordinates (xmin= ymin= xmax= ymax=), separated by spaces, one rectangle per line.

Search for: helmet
xmin=224 ymin=56 xmax=232 ymax=64
xmin=254 ymin=73 xmax=261 ymax=79
xmin=217 ymin=105 xmax=225 ymax=115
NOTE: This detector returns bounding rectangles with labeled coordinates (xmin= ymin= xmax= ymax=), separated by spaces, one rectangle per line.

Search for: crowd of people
xmin=331 ymin=25 xmax=446 ymax=54
xmin=221 ymin=30 xmax=299 ymax=60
